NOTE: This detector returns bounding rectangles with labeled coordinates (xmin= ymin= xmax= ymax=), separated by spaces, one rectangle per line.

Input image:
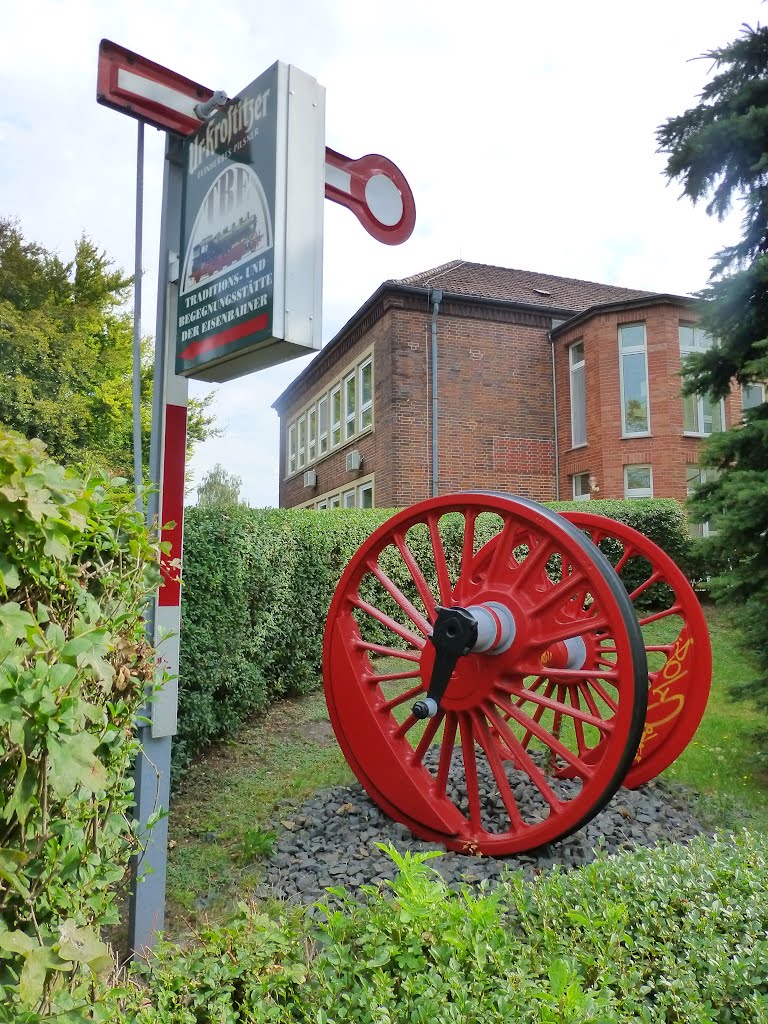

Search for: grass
xmin=162 ymin=603 xmax=768 ymax=939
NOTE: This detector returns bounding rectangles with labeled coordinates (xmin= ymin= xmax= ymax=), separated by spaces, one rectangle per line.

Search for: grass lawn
xmin=163 ymin=603 xmax=768 ymax=939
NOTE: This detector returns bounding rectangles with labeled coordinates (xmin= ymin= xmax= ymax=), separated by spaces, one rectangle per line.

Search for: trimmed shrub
xmin=177 ymin=498 xmax=695 ymax=774
xmin=0 ymin=428 xmax=160 ymax=1021
xmin=109 ymin=831 xmax=768 ymax=1023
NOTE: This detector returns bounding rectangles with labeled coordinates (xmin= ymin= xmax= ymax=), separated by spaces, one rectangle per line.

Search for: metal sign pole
xmin=132 ymin=120 xmax=145 ymax=512
xmin=128 ymin=133 xmax=187 ymax=956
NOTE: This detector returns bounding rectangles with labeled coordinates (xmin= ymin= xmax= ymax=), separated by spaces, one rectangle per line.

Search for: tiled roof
xmin=391 ymin=259 xmax=660 ymax=313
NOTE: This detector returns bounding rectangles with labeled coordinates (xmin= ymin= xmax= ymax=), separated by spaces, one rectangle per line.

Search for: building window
xmin=357 ymin=481 xmax=373 ymax=508
xmin=316 ymin=500 xmax=327 ymax=510
xmin=686 ymin=465 xmax=717 ymax=537
xmin=331 ymin=385 xmax=342 ymax=448
xmin=742 ymin=382 xmax=765 ymax=411
xmin=624 ymin=464 xmax=653 ymax=499
xmin=307 ymin=406 xmax=317 ymax=464
xmin=679 ymin=323 xmax=724 ymax=435
xmin=285 ymin=351 xmax=374 ymax=477
xmin=344 ymin=372 xmax=356 ymax=441
xmin=619 ymin=324 xmax=650 ymax=435
xmin=359 ymin=359 xmax=373 ymax=431
xmin=572 ymin=472 xmax=591 ymax=501
xmin=328 ymin=494 xmax=341 ymax=509
xmin=297 ymin=413 xmax=307 ymax=469
xmin=569 ymin=341 xmax=586 ymax=447
xmin=342 ymin=488 xmax=356 ymax=508
xmin=318 ymin=395 xmax=329 ymax=456
xmin=287 ymin=423 xmax=297 ymax=475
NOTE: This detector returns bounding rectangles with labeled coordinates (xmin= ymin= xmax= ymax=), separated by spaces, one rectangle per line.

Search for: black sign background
xmin=176 ymin=64 xmax=279 ymax=377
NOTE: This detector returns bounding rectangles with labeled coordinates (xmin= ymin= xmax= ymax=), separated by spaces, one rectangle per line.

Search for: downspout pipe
xmin=430 ymin=289 xmax=443 ymax=498
xmin=549 ymin=329 xmax=560 ymax=500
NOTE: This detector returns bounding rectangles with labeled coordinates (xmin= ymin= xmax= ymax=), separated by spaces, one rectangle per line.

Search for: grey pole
xmin=127 ymin=133 xmax=184 ymax=956
xmin=132 ymin=120 xmax=145 ymax=513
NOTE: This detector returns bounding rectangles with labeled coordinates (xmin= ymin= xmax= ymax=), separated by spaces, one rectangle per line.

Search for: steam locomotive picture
xmin=188 ymin=215 xmax=264 ymax=285
xmin=181 ymin=163 xmax=273 ymax=295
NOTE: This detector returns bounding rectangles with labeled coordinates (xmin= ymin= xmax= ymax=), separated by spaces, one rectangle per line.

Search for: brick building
xmin=273 ymin=260 xmax=759 ymax=514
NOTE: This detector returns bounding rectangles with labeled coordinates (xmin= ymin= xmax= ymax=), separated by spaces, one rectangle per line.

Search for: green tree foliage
xmin=196 ymin=462 xmax=244 ymax=507
xmin=0 ymin=219 xmax=218 ymax=481
xmin=657 ymin=24 xmax=768 ymax=669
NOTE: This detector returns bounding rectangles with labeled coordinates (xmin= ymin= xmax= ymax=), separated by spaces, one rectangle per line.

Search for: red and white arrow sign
xmin=97 ymin=39 xmax=416 ymax=245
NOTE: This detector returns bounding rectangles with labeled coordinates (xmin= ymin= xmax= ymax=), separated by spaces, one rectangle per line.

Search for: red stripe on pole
xmin=159 ymin=403 xmax=188 ymax=608
xmin=178 ymin=313 xmax=269 ymax=361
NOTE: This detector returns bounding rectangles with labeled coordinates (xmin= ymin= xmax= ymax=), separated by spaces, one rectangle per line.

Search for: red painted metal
xmin=97 ymin=39 xmax=213 ymax=136
xmin=324 ymin=147 xmax=416 ymax=245
xmin=561 ymin=512 xmax=712 ymax=788
xmin=323 ymin=493 xmax=647 ymax=855
xmin=158 ymin=403 xmax=187 ymax=608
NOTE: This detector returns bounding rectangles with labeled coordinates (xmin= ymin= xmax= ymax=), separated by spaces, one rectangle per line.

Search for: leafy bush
xmin=0 ymin=427 xmax=160 ymax=1020
xmin=109 ymin=831 xmax=768 ymax=1023
xmin=178 ymin=499 xmax=695 ymax=774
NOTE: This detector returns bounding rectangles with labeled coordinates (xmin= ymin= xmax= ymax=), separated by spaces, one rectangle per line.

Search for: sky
xmin=2 ymin=0 xmax=765 ymax=506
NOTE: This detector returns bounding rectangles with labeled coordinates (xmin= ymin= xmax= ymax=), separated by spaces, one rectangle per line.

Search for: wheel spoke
xmin=427 ymin=515 xmax=453 ymax=604
xmin=379 ymin=683 xmax=425 ymax=713
xmin=527 ymin=570 xmax=590 ymax=617
xmin=371 ymin=668 xmax=422 ymax=684
xmin=531 ymin=617 xmax=609 ymax=646
xmin=584 ymin=678 xmax=619 ymax=714
xmin=458 ymin=712 xmax=483 ymax=830
xmin=459 ymin=509 xmax=479 ymax=585
xmin=514 ymin=664 xmax=620 ymax=684
xmin=350 ymin=595 xmax=426 ymax=648
xmin=638 ymin=604 xmax=683 ymax=627
xmin=470 ymin=710 xmax=525 ymax=830
xmin=436 ymin=714 xmax=458 ymax=797
xmin=498 ymin=679 xmax=612 ymax=733
xmin=413 ymin=713 xmax=444 ymax=764
xmin=568 ymin=686 xmax=588 ymax=755
xmin=486 ymin=519 xmax=523 ymax=584
xmin=627 ymin=570 xmax=663 ymax=603
xmin=494 ymin=694 xmax=597 ymax=780
xmin=484 ymin=702 xmax=564 ymax=808
xmin=354 ymin=640 xmax=422 ymax=662
xmin=393 ymin=531 xmax=438 ymax=619
xmin=366 ymin=559 xmax=432 ymax=635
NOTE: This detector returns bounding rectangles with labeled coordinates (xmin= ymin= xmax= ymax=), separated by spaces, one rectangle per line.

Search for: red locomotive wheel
xmin=560 ymin=512 xmax=712 ymax=788
xmin=323 ymin=493 xmax=648 ymax=855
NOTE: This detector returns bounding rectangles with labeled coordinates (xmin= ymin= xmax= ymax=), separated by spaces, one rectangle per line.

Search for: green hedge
xmin=108 ymin=831 xmax=768 ymax=1023
xmin=176 ymin=498 xmax=695 ymax=775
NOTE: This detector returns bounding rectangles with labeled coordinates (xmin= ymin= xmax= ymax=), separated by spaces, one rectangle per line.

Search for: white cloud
xmin=1 ymin=0 xmax=761 ymax=505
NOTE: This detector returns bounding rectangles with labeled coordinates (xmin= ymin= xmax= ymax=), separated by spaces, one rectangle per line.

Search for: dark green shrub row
xmin=177 ymin=498 xmax=699 ymax=775
xmin=107 ymin=830 xmax=768 ymax=1023
xmin=0 ymin=428 xmax=160 ymax=1021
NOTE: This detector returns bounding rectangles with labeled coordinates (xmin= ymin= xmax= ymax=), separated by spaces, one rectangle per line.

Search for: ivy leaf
xmin=0 ymin=558 xmax=20 ymax=595
xmin=58 ymin=922 xmax=112 ymax=976
xmin=47 ymin=733 xmax=108 ymax=798
xmin=20 ymin=945 xmax=69 ymax=1006
xmin=0 ymin=602 xmax=35 ymax=641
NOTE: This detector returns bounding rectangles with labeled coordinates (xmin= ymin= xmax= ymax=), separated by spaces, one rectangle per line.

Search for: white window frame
xmin=624 ymin=464 xmax=653 ymax=499
xmin=619 ymin=323 xmax=650 ymax=437
xmin=330 ymin=384 xmax=342 ymax=449
xmin=742 ymin=382 xmax=765 ymax=412
xmin=686 ymin=465 xmax=718 ymax=537
xmin=359 ymin=358 xmax=373 ymax=432
xmin=316 ymin=500 xmax=327 ymax=510
xmin=297 ymin=413 xmax=307 ymax=470
xmin=307 ymin=405 xmax=317 ymax=464
xmin=344 ymin=372 xmax=356 ymax=441
xmin=342 ymin=488 xmax=356 ymax=509
xmin=318 ymin=394 xmax=329 ymax=456
xmin=569 ymin=341 xmax=586 ymax=448
xmin=572 ymin=472 xmax=591 ymax=501
xmin=287 ymin=422 xmax=297 ymax=476
xmin=328 ymin=494 xmax=341 ymax=509
xmin=679 ymin=323 xmax=724 ymax=436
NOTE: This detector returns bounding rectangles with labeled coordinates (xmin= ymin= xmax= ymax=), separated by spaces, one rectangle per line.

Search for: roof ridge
xmin=390 ymin=259 xmax=465 ymax=286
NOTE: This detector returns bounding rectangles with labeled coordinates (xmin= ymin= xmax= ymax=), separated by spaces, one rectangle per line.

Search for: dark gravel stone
xmin=260 ymin=753 xmax=709 ymax=906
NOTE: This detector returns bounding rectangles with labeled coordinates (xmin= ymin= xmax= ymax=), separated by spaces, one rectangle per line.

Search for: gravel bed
xmin=255 ymin=752 xmax=709 ymax=907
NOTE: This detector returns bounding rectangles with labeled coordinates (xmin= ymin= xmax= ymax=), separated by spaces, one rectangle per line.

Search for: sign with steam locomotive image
xmin=176 ymin=62 xmax=325 ymax=382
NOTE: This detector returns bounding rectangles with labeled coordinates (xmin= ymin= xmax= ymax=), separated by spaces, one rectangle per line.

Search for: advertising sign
xmin=176 ymin=62 xmax=325 ymax=382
